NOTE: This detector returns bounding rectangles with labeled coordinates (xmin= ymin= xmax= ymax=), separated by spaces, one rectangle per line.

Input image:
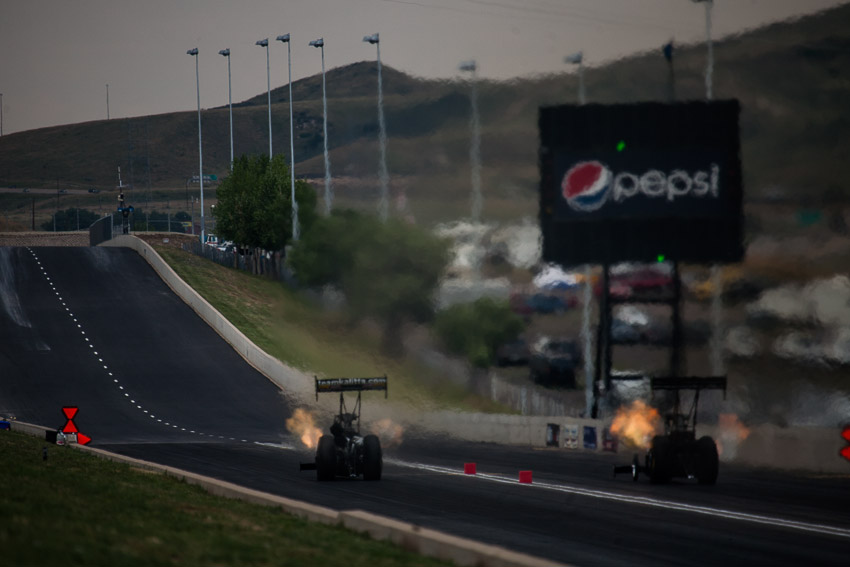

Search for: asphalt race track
xmin=1 ymin=246 xmax=848 ymax=566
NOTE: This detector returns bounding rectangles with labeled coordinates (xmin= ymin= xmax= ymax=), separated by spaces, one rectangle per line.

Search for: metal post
xmin=365 ymin=34 xmax=390 ymax=222
xmin=219 ymin=49 xmax=234 ymax=169
xmin=288 ymin=40 xmax=298 ymax=239
xmin=694 ymin=0 xmax=723 ymax=375
xmin=321 ymin=44 xmax=331 ymax=213
xmin=188 ymin=48 xmax=205 ymax=244
xmin=704 ymin=0 xmax=714 ymax=101
xmin=460 ymin=60 xmax=481 ymax=220
xmin=311 ymin=38 xmax=332 ymax=215
xmin=106 ymin=84 xmax=109 ymax=120
xmin=256 ymin=39 xmax=272 ymax=159
xmin=278 ymin=34 xmax=299 ymax=241
xmin=578 ymin=61 xmax=585 ymax=105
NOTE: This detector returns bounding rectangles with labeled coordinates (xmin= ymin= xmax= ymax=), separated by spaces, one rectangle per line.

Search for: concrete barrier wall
xmin=8 ymin=420 xmax=564 ymax=567
xmin=417 ymin=411 xmax=850 ymax=474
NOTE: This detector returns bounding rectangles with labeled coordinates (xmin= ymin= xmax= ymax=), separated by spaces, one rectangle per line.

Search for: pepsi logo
xmin=562 ymin=161 xmax=612 ymax=212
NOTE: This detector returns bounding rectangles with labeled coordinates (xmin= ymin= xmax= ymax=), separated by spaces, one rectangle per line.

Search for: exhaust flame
xmin=610 ymin=400 xmax=662 ymax=449
xmin=371 ymin=418 xmax=404 ymax=449
xmin=716 ymin=413 xmax=751 ymax=459
xmin=286 ymin=408 xmax=323 ymax=449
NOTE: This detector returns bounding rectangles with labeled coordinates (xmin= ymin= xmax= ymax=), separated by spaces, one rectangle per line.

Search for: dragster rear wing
xmin=314 ymin=376 xmax=388 ymax=400
xmin=651 ymin=376 xmax=727 ymax=399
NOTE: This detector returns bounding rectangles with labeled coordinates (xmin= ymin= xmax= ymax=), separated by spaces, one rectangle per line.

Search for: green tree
xmin=214 ymin=154 xmax=317 ymax=249
xmin=434 ymin=298 xmax=525 ymax=368
xmin=288 ymin=210 xmax=450 ymax=354
xmin=41 ymin=208 xmax=101 ymax=231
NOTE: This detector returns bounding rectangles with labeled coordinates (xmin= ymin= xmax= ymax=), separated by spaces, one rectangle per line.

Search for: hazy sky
xmin=0 ymin=0 xmax=845 ymax=135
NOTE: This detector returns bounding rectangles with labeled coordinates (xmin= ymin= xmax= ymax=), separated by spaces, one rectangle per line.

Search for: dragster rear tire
xmin=316 ymin=435 xmax=337 ymax=481
xmin=695 ymin=436 xmax=719 ymax=485
xmin=362 ymin=434 xmax=382 ymax=481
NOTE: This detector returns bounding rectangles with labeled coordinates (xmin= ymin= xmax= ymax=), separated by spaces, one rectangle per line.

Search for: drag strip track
xmin=1 ymin=246 xmax=848 ymax=566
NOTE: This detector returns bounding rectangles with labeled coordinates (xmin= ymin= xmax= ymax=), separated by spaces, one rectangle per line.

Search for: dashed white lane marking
xmin=27 ymin=248 xmax=256 ymax=446
xmin=384 ymin=459 xmax=850 ymax=540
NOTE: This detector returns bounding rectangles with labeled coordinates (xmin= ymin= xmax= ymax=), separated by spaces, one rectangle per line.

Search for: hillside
xmin=1 ymin=3 xmax=849 ymax=226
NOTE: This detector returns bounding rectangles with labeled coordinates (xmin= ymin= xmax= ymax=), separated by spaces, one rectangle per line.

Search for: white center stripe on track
xmin=384 ymin=459 xmax=850 ymax=540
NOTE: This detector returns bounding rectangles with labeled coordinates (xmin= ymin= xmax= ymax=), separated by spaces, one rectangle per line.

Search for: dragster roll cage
xmin=314 ymin=376 xmax=388 ymax=401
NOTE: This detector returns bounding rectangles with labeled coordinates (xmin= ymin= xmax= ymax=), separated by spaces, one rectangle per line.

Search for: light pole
xmin=219 ymin=48 xmax=234 ymax=170
xmin=187 ymin=47 xmax=205 ymax=244
xmin=364 ymin=33 xmax=390 ymax=222
xmin=256 ymin=38 xmax=273 ymax=158
xmin=692 ymin=0 xmax=714 ymax=100
xmin=276 ymin=34 xmax=299 ymax=241
xmin=105 ymin=84 xmax=109 ymax=120
xmin=310 ymin=37 xmax=333 ymax=215
xmin=564 ymin=51 xmax=585 ymax=104
xmin=459 ymin=60 xmax=481 ymax=221
xmin=692 ymin=0 xmax=722 ymax=376
xmin=566 ymin=49 xmax=594 ymax=418
xmin=0 ymin=92 xmax=3 ymax=136
xmin=662 ymin=40 xmax=675 ymax=102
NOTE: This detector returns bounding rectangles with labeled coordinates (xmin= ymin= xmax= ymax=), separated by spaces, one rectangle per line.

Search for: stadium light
xmin=187 ymin=48 xmax=205 ymax=244
xmin=277 ymin=33 xmax=299 ymax=240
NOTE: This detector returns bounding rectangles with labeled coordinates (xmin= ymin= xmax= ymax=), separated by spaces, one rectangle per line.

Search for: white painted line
xmin=386 ymin=459 xmax=850 ymax=540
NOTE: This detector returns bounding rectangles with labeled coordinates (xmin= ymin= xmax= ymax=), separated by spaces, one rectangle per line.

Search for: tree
xmin=434 ymin=298 xmax=525 ymax=368
xmin=41 ymin=208 xmax=101 ymax=231
xmin=288 ymin=210 xmax=450 ymax=354
xmin=214 ymin=154 xmax=317 ymax=250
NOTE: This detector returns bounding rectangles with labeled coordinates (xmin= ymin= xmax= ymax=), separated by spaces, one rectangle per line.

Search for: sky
xmin=0 ymin=0 xmax=846 ymax=135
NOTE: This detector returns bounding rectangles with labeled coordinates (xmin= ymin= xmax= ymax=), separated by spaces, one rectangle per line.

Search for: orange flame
xmin=371 ymin=418 xmax=404 ymax=449
xmin=286 ymin=408 xmax=323 ymax=449
xmin=610 ymin=400 xmax=662 ymax=449
xmin=715 ymin=413 xmax=750 ymax=459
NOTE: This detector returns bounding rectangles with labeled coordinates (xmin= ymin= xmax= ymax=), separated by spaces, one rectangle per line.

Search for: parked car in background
xmin=510 ymin=292 xmax=577 ymax=316
xmin=495 ymin=338 xmax=531 ymax=367
xmin=529 ymin=337 xmax=582 ymax=388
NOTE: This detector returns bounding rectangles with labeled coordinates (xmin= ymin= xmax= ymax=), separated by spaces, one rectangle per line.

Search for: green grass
xmin=153 ymin=243 xmax=510 ymax=413
xmin=0 ymin=430 xmax=452 ymax=567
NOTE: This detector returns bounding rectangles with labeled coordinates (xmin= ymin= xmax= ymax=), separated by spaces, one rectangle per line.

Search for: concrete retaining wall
xmin=418 ymin=411 xmax=850 ymax=474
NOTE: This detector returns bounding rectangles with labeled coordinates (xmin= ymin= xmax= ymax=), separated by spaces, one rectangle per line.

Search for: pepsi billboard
xmin=539 ymin=101 xmax=743 ymax=266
